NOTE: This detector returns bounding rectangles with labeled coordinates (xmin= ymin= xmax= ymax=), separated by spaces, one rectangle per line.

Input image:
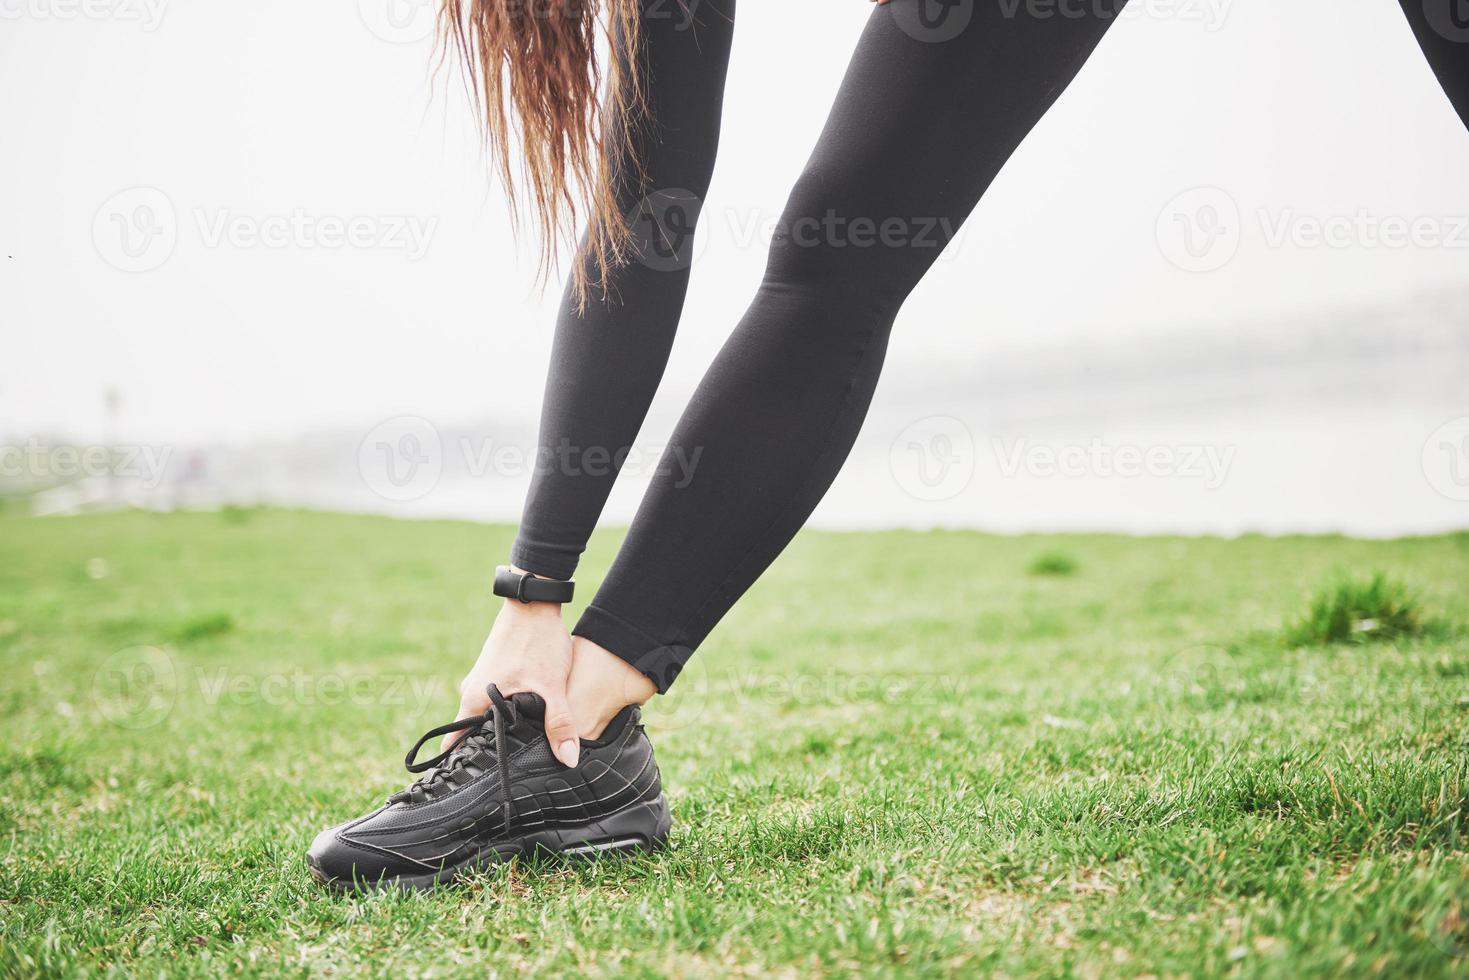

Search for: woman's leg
xmin=511 ymin=0 xmax=737 ymax=582
xmin=1398 ymin=0 xmax=1469 ymax=131
xmin=575 ymin=0 xmax=1129 ymax=692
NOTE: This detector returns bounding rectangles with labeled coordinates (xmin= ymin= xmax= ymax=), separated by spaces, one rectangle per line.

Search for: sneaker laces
xmin=389 ymin=684 xmax=518 ymax=832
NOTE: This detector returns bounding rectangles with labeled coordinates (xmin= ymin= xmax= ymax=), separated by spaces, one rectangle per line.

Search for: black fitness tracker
xmin=493 ymin=565 xmax=575 ymax=604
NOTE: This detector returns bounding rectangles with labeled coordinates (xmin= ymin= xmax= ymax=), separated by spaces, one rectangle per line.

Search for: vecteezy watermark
xmin=1422 ymin=0 xmax=1469 ymax=43
xmin=642 ymin=657 xmax=969 ymax=733
xmin=92 ymin=646 xmax=179 ymax=729
xmin=93 ymin=187 xmax=178 ymax=273
xmin=891 ymin=0 xmax=975 ymax=42
xmin=772 ymin=211 xmax=959 ymax=252
xmin=890 ymin=416 xmax=976 ymax=502
xmin=1426 ymin=893 xmax=1469 ymax=959
xmin=1158 ymin=186 xmax=1469 ymax=272
xmin=629 ymin=188 xmax=708 ymax=273
xmin=459 ymin=438 xmax=703 ymax=486
xmin=92 ymin=646 xmax=445 ymax=728
xmin=0 ymin=439 xmax=174 ymax=490
xmin=1157 ymin=643 xmax=1236 ymax=696
xmin=355 ymin=0 xmax=706 ymax=43
xmin=193 ymin=209 xmax=437 ymax=259
xmin=356 ymin=415 xmax=705 ymax=503
xmin=725 ymin=668 xmax=967 ymax=708
xmin=0 ymin=0 xmax=168 ymax=30
xmin=630 ymin=196 xmax=965 ymax=272
xmin=992 ymin=437 xmax=1236 ymax=489
xmin=92 ymin=186 xmax=439 ymax=272
xmin=892 ymin=0 xmax=1230 ymax=41
xmin=726 ymin=206 xmax=971 ymax=263
xmin=194 ymin=668 xmax=442 ymax=712
xmin=357 ymin=0 xmax=435 ymax=43
xmin=1156 ymin=187 xmax=1242 ymax=273
xmin=358 ymin=415 xmax=443 ymax=503
xmin=645 ymin=0 xmax=703 ymax=30
xmin=1422 ymin=416 xmax=1469 ymax=502
xmin=618 ymin=188 xmax=975 ymax=273
xmin=997 ymin=0 xmax=1232 ymax=31
xmin=1257 ymin=209 xmax=1469 ymax=251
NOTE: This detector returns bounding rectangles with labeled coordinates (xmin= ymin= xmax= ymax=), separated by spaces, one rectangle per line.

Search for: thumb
xmin=539 ymin=688 xmax=581 ymax=769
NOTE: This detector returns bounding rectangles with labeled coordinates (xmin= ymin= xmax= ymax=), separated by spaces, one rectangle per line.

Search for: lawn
xmin=1 ymin=509 xmax=1467 ymax=977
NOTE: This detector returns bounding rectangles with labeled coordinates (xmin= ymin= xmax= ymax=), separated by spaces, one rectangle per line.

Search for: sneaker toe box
xmin=306 ymin=822 xmax=397 ymax=889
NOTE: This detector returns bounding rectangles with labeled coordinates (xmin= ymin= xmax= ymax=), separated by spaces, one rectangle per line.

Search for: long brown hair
xmin=438 ymin=0 xmax=644 ymax=308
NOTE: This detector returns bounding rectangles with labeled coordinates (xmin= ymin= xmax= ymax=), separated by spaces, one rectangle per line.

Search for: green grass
xmin=1 ymin=510 xmax=1468 ymax=977
xmin=1028 ymin=549 xmax=1080 ymax=577
xmin=1285 ymin=572 xmax=1441 ymax=647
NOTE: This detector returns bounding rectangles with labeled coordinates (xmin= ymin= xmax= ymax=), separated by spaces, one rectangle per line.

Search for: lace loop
xmin=403 ymin=716 xmax=482 ymax=773
xmin=390 ymin=684 xmax=520 ymax=835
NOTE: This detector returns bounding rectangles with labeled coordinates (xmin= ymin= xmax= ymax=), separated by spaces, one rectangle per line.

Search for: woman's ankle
xmin=566 ymin=636 xmax=656 ymax=740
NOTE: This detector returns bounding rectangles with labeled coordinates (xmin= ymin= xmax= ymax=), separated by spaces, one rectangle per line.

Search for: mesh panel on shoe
xmin=513 ymin=739 xmax=557 ymax=771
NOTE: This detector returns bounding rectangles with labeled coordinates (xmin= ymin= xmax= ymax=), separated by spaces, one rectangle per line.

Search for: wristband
xmin=493 ymin=565 xmax=574 ymax=604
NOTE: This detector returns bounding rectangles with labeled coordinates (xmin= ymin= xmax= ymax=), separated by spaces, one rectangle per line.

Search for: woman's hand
xmin=444 ymin=589 xmax=581 ymax=767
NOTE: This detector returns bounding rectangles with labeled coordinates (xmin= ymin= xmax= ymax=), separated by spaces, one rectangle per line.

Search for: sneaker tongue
xmin=507 ymin=690 xmax=546 ymax=724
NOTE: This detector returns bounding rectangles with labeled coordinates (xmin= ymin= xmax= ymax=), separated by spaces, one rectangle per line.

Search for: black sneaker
xmin=307 ymin=685 xmax=670 ymax=891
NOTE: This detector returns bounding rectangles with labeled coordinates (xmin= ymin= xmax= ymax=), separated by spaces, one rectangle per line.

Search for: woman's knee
xmin=762 ymin=172 xmax=952 ymax=306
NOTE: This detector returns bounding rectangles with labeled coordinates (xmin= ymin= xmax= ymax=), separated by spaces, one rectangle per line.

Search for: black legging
xmin=512 ymin=0 xmax=1469 ymax=692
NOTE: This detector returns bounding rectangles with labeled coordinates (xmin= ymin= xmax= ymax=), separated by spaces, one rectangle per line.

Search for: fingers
xmin=446 ymin=676 xmax=582 ymax=768
xmin=538 ymin=688 xmax=582 ymax=769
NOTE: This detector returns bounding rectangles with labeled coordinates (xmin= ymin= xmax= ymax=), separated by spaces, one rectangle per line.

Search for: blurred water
xmin=14 ymin=292 xmax=1469 ymax=538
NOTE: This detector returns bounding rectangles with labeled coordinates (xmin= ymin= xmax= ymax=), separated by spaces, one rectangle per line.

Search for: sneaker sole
xmin=307 ymin=793 xmax=672 ymax=893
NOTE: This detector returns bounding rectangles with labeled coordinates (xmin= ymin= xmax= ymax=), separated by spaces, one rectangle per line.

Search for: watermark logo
xmin=92 ymin=645 xmax=178 ymax=729
xmin=892 ymin=0 xmax=975 ymax=42
xmin=1423 ymin=0 xmax=1469 ymax=42
xmin=1258 ymin=209 xmax=1469 ymax=251
xmin=1422 ymin=417 xmax=1469 ymax=502
xmin=358 ymin=415 xmax=443 ymax=502
xmin=641 ymin=648 xmax=712 ymax=733
xmin=773 ymin=211 xmax=958 ymax=252
xmin=890 ymin=416 xmax=975 ymax=501
xmin=0 ymin=440 xmax=174 ymax=489
xmin=93 ymin=186 xmax=177 ymax=273
xmin=1158 ymin=643 xmax=1235 ymax=696
xmin=0 ymin=0 xmax=169 ymax=30
xmin=1156 ymin=186 xmax=1241 ymax=273
xmin=1158 ymin=186 xmax=1469 ymax=272
xmin=720 ymin=206 xmax=969 ymax=262
xmin=643 ymin=662 xmax=968 ymax=734
xmin=353 ymin=420 xmax=705 ymax=503
xmin=992 ymin=437 xmax=1236 ymax=488
xmin=646 ymin=0 xmax=703 ymax=30
xmin=629 ymin=188 xmax=707 ymax=273
xmin=92 ymin=188 xmax=438 ymax=271
xmin=996 ymin=0 xmax=1231 ymax=31
xmin=195 ymin=668 xmax=441 ymax=712
xmin=1427 ymin=897 xmax=1469 ymax=958
xmin=357 ymin=0 xmax=435 ymax=43
xmin=458 ymin=438 xmax=701 ymax=487
xmin=193 ymin=209 xmax=436 ymax=259
xmin=91 ymin=651 xmax=446 ymax=728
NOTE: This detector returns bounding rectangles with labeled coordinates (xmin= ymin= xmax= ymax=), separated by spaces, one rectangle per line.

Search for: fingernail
xmin=559 ymin=739 xmax=580 ymax=768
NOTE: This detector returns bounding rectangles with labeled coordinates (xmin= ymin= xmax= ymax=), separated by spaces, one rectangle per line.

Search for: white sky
xmin=3 ymin=0 xmax=1469 ymax=444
